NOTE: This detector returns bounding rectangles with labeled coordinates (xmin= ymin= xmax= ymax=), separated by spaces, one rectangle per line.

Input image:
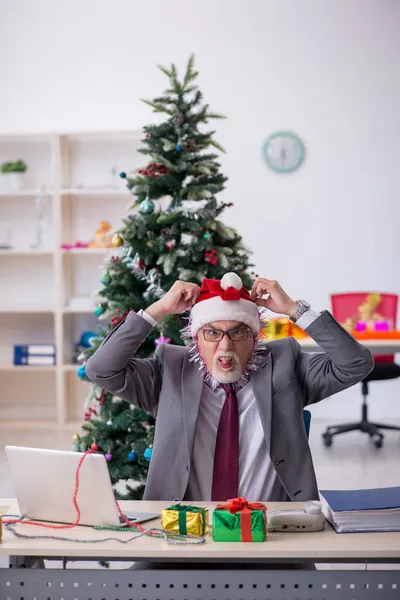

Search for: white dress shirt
xmin=138 ymin=308 xmax=319 ymax=501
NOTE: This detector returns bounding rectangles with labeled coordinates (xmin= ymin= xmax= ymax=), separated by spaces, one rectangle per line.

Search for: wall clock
xmin=263 ymin=131 xmax=305 ymax=173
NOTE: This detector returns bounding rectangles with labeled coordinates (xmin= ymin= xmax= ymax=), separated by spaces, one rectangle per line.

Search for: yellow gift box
xmin=161 ymin=504 xmax=209 ymax=536
xmin=268 ymin=317 xmax=290 ymax=338
xmin=262 ymin=318 xmax=308 ymax=340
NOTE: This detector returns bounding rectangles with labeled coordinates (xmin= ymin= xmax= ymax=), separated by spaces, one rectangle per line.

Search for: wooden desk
xmin=1 ymin=499 xmax=400 ymax=562
xmin=1 ymin=499 xmax=399 ymax=599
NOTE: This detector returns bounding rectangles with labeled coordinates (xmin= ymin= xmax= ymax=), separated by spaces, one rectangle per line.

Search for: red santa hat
xmin=190 ymin=272 xmax=260 ymax=338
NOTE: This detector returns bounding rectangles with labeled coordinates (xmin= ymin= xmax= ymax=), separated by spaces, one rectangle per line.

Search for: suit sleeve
xmin=85 ymin=311 xmax=163 ymax=416
xmin=291 ymin=311 xmax=374 ymax=406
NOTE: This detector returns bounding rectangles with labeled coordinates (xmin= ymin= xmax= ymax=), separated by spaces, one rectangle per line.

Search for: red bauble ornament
xmin=91 ymin=443 xmax=99 ymax=451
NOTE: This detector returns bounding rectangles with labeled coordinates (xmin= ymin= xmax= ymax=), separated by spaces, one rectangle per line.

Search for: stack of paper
xmin=319 ymin=487 xmax=400 ymax=533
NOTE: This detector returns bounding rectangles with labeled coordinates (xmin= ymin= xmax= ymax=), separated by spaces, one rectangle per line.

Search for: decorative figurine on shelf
xmin=343 ymin=294 xmax=392 ymax=332
xmin=30 ymin=186 xmax=49 ymax=250
xmin=88 ymin=221 xmax=114 ymax=249
xmin=60 ymin=240 xmax=89 ymax=251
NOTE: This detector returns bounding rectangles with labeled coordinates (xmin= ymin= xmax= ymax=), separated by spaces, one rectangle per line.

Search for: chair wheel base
xmin=322 ymin=425 xmax=385 ymax=448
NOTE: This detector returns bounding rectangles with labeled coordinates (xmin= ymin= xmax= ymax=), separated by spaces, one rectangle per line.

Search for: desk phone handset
xmin=268 ymin=500 xmax=325 ymax=532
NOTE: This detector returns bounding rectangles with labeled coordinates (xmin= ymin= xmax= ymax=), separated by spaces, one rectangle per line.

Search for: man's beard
xmin=211 ymin=350 xmax=243 ymax=384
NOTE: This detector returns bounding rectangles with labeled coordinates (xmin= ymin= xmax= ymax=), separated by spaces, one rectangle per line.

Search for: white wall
xmin=1 ymin=0 xmax=400 ymax=421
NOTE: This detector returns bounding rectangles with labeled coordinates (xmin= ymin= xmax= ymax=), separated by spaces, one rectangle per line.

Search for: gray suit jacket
xmin=86 ymin=310 xmax=374 ymax=502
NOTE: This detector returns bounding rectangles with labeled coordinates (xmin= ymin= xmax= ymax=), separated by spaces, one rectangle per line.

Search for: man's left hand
xmin=250 ymin=277 xmax=297 ymax=317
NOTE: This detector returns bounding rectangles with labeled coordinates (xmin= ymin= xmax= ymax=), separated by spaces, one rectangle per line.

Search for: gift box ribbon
xmin=215 ymin=497 xmax=266 ymax=542
xmin=167 ymin=504 xmax=207 ymax=535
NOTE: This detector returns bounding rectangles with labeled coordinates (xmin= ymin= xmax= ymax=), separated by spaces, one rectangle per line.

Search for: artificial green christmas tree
xmin=74 ymin=55 xmax=254 ymax=499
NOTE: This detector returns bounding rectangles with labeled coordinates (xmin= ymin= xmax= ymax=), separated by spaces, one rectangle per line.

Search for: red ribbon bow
xmin=216 ymin=497 xmax=267 ymax=542
xmin=197 ymin=279 xmax=253 ymax=303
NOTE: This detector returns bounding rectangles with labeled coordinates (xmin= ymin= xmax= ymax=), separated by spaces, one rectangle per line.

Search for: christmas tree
xmin=74 ymin=55 xmax=254 ymax=500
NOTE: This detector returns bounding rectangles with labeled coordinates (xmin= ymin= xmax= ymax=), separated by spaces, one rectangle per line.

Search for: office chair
xmin=322 ymin=293 xmax=400 ymax=448
xmin=303 ymin=409 xmax=312 ymax=440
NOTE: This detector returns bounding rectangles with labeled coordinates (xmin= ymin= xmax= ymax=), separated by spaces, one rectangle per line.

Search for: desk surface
xmin=1 ymin=499 xmax=400 ymax=561
xmin=297 ymin=338 xmax=400 ymax=354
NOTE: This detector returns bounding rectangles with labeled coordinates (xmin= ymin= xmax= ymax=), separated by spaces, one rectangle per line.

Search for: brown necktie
xmin=211 ymin=384 xmax=239 ymax=501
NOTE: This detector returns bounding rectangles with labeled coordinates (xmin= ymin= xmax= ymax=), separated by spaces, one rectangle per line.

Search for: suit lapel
xmin=181 ymin=351 xmax=204 ymax=461
xmin=251 ymin=351 xmax=273 ymax=452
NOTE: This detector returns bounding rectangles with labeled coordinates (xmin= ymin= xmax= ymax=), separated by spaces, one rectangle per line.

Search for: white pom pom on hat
xmin=220 ymin=272 xmax=243 ymax=291
xmin=190 ymin=271 xmax=260 ymax=337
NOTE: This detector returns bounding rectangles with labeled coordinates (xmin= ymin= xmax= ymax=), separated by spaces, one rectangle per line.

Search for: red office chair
xmin=322 ymin=292 xmax=400 ymax=448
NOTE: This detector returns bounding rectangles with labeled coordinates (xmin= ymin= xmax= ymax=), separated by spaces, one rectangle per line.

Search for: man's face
xmin=196 ymin=320 xmax=254 ymax=384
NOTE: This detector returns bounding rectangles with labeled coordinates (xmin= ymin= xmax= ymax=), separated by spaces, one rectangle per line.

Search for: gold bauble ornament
xmin=112 ymin=233 xmax=124 ymax=247
xmin=73 ymin=434 xmax=80 ymax=442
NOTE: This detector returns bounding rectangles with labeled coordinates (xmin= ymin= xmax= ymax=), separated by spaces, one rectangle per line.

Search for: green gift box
xmin=212 ymin=497 xmax=267 ymax=542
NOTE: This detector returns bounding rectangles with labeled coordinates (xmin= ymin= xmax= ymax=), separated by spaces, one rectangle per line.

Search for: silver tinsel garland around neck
xmin=180 ymin=310 xmax=270 ymax=391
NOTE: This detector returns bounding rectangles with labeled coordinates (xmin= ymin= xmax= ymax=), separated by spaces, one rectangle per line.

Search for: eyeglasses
xmin=200 ymin=326 xmax=251 ymax=342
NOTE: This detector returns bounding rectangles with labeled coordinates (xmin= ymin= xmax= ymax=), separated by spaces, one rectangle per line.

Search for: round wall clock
xmin=263 ymin=131 xmax=305 ymax=173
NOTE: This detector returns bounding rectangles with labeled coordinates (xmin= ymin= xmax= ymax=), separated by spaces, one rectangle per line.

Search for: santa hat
xmin=190 ymin=272 xmax=260 ymax=338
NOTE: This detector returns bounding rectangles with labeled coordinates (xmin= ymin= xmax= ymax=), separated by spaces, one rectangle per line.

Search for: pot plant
xmin=0 ymin=160 xmax=28 ymax=191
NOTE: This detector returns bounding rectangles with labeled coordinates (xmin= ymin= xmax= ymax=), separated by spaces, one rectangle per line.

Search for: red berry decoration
xmin=205 ymin=248 xmax=219 ymax=265
xmin=140 ymin=163 xmax=170 ymax=179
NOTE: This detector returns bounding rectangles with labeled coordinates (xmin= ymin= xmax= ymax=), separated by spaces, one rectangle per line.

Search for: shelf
xmin=61 ymin=248 xmax=110 ymax=255
xmin=0 ymin=189 xmax=55 ymax=197
xmin=0 ymin=365 xmax=56 ymax=372
xmin=0 ymin=306 xmax=55 ymax=313
xmin=60 ymin=188 xmax=130 ymax=196
xmin=0 ymin=133 xmax=54 ymax=143
xmin=0 ymin=420 xmax=86 ymax=430
xmin=63 ymin=306 xmax=96 ymax=314
xmin=0 ymin=420 xmax=60 ymax=429
xmin=0 ymin=188 xmax=126 ymax=197
xmin=0 ymin=249 xmax=53 ymax=256
xmin=0 ymin=130 xmax=141 ymax=426
xmin=60 ymin=130 xmax=140 ymax=142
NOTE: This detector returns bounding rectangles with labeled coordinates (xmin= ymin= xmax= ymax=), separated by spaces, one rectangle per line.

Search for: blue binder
xmin=320 ymin=487 xmax=400 ymax=512
xmin=319 ymin=487 xmax=400 ymax=533
xmin=14 ymin=344 xmax=56 ymax=366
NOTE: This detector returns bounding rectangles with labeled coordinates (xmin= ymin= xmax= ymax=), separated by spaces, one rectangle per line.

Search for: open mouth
xmin=218 ymin=356 xmax=235 ymax=370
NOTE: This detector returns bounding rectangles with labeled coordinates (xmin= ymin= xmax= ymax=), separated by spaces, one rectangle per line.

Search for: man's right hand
xmin=145 ymin=280 xmax=201 ymax=322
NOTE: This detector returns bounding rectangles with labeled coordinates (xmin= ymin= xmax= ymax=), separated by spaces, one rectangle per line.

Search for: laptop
xmin=5 ymin=445 xmax=159 ymax=527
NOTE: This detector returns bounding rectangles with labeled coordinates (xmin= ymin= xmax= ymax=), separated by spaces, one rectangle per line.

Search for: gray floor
xmin=1 ymin=419 xmax=399 ymax=570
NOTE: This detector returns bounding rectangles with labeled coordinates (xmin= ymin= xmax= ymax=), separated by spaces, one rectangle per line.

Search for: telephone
xmin=268 ymin=500 xmax=325 ymax=532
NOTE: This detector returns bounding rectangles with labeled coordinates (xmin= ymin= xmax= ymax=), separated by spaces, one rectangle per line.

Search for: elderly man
xmin=86 ymin=272 xmax=373 ymax=504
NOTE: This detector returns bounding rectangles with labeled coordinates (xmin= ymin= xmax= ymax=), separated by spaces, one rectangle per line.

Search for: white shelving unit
xmin=0 ymin=131 xmax=142 ymax=427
